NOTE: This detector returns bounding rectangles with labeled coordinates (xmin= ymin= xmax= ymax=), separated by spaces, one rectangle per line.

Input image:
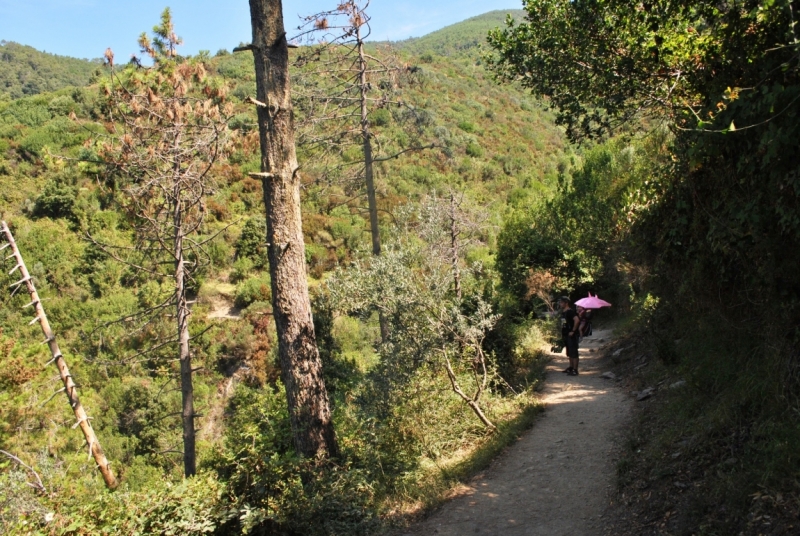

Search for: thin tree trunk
xmin=449 ymin=192 xmax=462 ymax=301
xmin=245 ymin=0 xmax=338 ymax=458
xmin=443 ymin=352 xmax=496 ymax=430
xmin=1 ymin=221 xmax=118 ymax=488
xmin=357 ymin=35 xmax=380 ymax=258
xmin=356 ymin=27 xmax=390 ymax=343
xmin=173 ymin=190 xmax=196 ymax=477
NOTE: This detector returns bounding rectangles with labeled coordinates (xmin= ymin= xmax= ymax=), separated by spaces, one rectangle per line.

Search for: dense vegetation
xmin=0 ymin=9 xmax=563 ymax=535
xmin=0 ymin=41 xmax=100 ymax=100
xmin=489 ymin=0 xmax=800 ymax=531
xmin=396 ymin=9 xmax=526 ymax=58
xmin=6 ymin=1 xmax=796 ymax=532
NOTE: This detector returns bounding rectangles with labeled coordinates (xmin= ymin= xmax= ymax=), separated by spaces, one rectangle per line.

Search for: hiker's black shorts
xmin=565 ymin=336 xmax=579 ymax=359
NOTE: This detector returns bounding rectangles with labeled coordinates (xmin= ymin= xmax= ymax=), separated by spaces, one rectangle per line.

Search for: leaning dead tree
xmin=238 ymin=0 xmax=338 ymax=458
xmin=1 ymin=221 xmax=117 ymax=489
xmin=97 ymin=9 xmax=229 ymax=477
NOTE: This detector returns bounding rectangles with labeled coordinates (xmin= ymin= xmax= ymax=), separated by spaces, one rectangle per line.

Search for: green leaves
xmin=487 ymin=0 xmax=785 ymax=140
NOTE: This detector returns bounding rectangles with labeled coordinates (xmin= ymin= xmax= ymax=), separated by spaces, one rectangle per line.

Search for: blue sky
xmin=0 ymin=1 xmax=521 ymax=60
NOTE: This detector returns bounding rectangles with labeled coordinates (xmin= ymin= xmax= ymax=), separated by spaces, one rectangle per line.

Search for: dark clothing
xmin=561 ymin=308 xmax=578 ymax=337
xmin=565 ymin=336 xmax=579 ymax=359
xmin=578 ymin=309 xmax=593 ymax=336
xmin=561 ymin=307 xmax=580 ymax=358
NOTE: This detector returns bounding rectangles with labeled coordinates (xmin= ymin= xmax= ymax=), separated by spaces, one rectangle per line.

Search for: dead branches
xmin=0 ymin=450 xmax=46 ymax=494
xmin=434 ymin=300 xmax=500 ymax=430
xmin=99 ymin=11 xmax=230 ymax=476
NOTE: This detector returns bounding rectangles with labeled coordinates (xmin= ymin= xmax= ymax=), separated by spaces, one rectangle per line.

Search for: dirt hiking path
xmin=402 ymin=328 xmax=631 ymax=536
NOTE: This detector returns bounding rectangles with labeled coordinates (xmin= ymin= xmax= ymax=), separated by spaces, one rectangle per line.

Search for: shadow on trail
xmin=401 ymin=329 xmax=632 ymax=536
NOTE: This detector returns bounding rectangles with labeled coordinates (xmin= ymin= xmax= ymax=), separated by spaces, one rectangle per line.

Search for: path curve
xmin=402 ymin=328 xmax=631 ymax=536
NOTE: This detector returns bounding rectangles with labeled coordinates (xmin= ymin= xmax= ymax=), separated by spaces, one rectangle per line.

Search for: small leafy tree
xmin=97 ymin=8 xmax=229 ymax=477
xmin=326 ymin=236 xmax=500 ymax=430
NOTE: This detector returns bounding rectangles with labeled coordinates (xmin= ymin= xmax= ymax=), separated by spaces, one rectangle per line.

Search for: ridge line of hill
xmin=1 ymin=10 xmax=527 ymax=100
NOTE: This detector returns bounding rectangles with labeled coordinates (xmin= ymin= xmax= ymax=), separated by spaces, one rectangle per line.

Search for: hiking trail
xmin=402 ymin=328 xmax=632 ymax=535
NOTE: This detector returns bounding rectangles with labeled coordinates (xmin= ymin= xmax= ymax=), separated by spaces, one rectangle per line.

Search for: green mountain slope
xmin=397 ymin=9 xmax=526 ymax=57
xmin=0 ymin=41 xmax=100 ymax=99
xmin=0 ymin=11 xmax=565 ymax=534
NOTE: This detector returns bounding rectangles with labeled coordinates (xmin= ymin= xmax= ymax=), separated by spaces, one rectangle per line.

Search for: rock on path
xmin=401 ymin=329 xmax=631 ymax=536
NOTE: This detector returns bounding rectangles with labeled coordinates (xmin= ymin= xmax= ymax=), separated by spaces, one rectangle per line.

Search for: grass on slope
xmin=396 ymin=9 xmax=527 ymax=58
xmin=0 ymin=41 xmax=100 ymax=100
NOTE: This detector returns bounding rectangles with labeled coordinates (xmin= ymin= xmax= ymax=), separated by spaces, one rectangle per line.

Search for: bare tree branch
xmin=0 ymin=450 xmax=47 ymax=494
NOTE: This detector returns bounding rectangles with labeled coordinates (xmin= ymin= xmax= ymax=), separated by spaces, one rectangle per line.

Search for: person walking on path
xmin=559 ymin=296 xmax=581 ymax=375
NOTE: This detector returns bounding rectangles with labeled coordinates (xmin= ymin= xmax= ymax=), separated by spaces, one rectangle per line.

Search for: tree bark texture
xmin=1 ymin=221 xmax=118 ymax=488
xmin=246 ymin=0 xmax=338 ymax=458
xmin=173 ymin=190 xmax=196 ymax=477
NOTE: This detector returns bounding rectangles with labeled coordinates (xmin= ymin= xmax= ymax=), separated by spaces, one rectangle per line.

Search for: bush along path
xmin=401 ymin=328 xmax=631 ymax=535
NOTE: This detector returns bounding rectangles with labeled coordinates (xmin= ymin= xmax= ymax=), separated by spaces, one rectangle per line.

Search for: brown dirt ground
xmin=206 ymin=295 xmax=241 ymax=320
xmin=400 ymin=328 xmax=632 ymax=535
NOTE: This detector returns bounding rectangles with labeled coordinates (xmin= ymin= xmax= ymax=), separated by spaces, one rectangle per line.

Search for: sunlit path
xmin=402 ymin=329 xmax=631 ymax=536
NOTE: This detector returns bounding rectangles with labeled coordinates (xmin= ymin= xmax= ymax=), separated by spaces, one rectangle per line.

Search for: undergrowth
xmin=2 ymin=318 xmax=549 ymax=536
xmin=607 ymin=308 xmax=800 ymax=535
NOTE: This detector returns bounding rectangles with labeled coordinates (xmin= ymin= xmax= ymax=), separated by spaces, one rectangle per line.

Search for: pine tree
xmin=97 ymin=8 xmax=229 ymax=476
xmin=238 ymin=0 xmax=338 ymax=458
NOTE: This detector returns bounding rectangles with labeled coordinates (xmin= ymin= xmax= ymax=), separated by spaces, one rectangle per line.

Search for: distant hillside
xmin=0 ymin=41 xmax=100 ymax=99
xmin=396 ymin=9 xmax=526 ymax=57
xmin=0 ymin=10 xmax=570 ymax=535
xmin=0 ymin=9 xmax=527 ymax=98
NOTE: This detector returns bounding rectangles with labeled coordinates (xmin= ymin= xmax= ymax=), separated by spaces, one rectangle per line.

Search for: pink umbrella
xmin=574 ymin=293 xmax=612 ymax=309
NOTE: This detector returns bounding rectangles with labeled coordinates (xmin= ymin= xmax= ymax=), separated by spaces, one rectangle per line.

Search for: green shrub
xmin=50 ymin=474 xmax=230 ymax=535
xmin=370 ymin=108 xmax=391 ymax=126
xmin=234 ymin=274 xmax=271 ymax=308
xmin=235 ymin=216 xmax=267 ymax=268
xmin=48 ymin=95 xmax=78 ymax=116
xmin=465 ymin=141 xmax=483 ymax=157
xmin=205 ymin=237 xmax=232 ymax=268
xmin=33 ymin=179 xmax=77 ymax=220
xmin=18 ymin=117 xmax=84 ymax=156
xmin=230 ymin=256 xmax=253 ymax=283
xmin=328 ymin=208 xmax=365 ymax=250
xmin=228 ymin=112 xmax=255 ymax=132
xmin=457 ymin=120 xmax=476 ymax=133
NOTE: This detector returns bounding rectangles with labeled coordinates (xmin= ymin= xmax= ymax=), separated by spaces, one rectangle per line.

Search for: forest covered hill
xmin=0 ymin=8 xmax=567 ymax=535
xmin=0 ymin=41 xmax=100 ymax=99
xmin=395 ymin=9 xmax=527 ymax=57
xmin=5 ymin=2 xmax=797 ymax=534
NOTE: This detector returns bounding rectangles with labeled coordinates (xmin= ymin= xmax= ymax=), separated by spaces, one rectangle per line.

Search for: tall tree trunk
xmin=356 ymin=26 xmax=390 ymax=343
xmin=246 ymin=0 xmax=338 ymax=458
xmin=1 ymin=222 xmax=118 ymax=488
xmin=173 ymin=192 xmax=196 ymax=477
xmin=357 ymin=35 xmax=380 ymax=258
